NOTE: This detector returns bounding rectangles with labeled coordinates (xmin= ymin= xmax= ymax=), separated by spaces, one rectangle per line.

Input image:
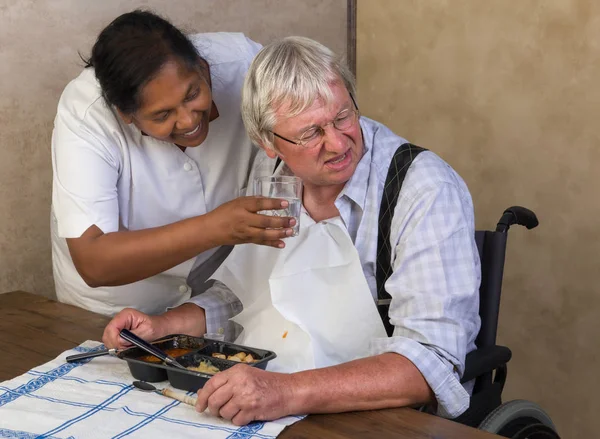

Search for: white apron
xmin=210 ymin=213 xmax=387 ymax=372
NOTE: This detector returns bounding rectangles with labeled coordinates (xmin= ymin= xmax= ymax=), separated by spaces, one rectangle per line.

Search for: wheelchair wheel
xmin=478 ymin=399 xmax=560 ymax=438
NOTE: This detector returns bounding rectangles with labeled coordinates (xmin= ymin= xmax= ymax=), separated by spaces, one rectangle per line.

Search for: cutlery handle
xmin=66 ymin=349 xmax=111 ymax=362
xmin=162 ymin=388 xmax=198 ymax=406
xmin=119 ymin=329 xmax=168 ymax=362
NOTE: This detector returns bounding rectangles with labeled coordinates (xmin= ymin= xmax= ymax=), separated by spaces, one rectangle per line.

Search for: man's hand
xmin=102 ymin=308 xmax=170 ymax=350
xmin=196 ymin=365 xmax=296 ymax=425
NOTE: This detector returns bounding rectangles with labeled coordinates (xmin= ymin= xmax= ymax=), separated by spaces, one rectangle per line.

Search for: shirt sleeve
xmin=52 ymin=111 xmax=121 ymax=238
xmin=370 ymin=181 xmax=481 ymax=418
xmin=244 ymin=36 xmax=263 ymax=57
xmin=186 ymin=280 xmax=243 ymax=341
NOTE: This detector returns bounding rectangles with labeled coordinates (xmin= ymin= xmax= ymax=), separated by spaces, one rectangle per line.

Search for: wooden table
xmin=0 ymin=291 xmax=498 ymax=439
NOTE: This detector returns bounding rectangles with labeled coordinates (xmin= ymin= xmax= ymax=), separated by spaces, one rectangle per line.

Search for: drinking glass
xmin=253 ymin=176 xmax=302 ymax=236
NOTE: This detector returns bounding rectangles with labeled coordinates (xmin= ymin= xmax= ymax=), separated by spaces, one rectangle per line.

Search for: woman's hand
xmin=207 ymin=196 xmax=296 ymax=248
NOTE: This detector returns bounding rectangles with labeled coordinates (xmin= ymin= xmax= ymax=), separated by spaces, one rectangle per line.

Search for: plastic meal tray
xmin=120 ymin=334 xmax=277 ymax=392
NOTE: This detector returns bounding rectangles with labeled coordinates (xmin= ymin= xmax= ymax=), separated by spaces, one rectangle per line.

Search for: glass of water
xmin=253 ymin=176 xmax=302 ymax=236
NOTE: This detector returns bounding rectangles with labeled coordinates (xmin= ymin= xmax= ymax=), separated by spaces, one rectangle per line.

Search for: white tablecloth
xmin=0 ymin=341 xmax=303 ymax=438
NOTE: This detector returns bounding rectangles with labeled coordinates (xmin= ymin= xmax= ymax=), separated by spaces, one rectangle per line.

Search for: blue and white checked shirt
xmin=189 ymin=117 xmax=481 ymax=418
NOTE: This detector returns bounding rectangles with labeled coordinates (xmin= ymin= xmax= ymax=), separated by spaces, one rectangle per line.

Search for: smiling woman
xmin=51 ymin=9 xmax=295 ymax=320
xmin=81 ymin=10 xmax=215 ymax=150
xmin=124 ymin=60 xmax=213 ymax=149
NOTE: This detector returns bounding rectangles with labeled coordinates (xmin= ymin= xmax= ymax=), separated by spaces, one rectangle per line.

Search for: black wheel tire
xmin=478 ymin=400 xmax=558 ymax=437
xmin=510 ymin=423 xmax=561 ymax=439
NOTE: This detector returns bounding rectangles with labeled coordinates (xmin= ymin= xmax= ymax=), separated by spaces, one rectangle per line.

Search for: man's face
xmin=267 ymin=82 xmax=363 ymax=189
xmin=121 ymin=60 xmax=213 ymax=148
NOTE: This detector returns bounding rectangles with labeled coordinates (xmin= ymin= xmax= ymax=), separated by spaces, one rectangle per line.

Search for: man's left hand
xmin=195 ymin=364 xmax=296 ymax=425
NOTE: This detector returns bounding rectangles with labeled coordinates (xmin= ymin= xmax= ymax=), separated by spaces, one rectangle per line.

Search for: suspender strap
xmin=376 ymin=143 xmax=427 ymax=336
xmin=274 ymin=157 xmax=282 ymax=174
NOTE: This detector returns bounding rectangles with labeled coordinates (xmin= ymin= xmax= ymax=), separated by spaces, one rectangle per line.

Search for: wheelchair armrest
xmin=461 ymin=345 xmax=512 ymax=384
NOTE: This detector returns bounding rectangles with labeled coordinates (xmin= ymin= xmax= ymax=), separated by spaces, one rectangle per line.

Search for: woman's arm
xmin=67 ymin=196 xmax=294 ymax=287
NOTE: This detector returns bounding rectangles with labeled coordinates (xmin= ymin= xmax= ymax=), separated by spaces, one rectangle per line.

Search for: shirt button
xmin=183 ymin=162 xmax=192 ymax=171
xmin=179 ymin=284 xmax=190 ymax=294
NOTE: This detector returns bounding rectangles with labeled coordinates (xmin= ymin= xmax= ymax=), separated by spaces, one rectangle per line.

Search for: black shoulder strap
xmin=273 ymin=157 xmax=282 ymax=174
xmin=376 ymin=143 xmax=427 ymax=336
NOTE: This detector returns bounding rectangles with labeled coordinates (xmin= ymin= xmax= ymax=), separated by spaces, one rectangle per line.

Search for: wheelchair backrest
xmin=474 ymin=230 xmax=508 ymax=349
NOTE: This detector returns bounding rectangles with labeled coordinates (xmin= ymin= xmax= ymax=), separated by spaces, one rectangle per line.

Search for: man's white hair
xmin=241 ymin=36 xmax=356 ymax=151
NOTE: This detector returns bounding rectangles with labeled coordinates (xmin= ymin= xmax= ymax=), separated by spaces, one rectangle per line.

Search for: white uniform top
xmin=51 ymin=33 xmax=262 ymax=316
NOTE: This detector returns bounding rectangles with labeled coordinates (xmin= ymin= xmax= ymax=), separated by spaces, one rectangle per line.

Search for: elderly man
xmin=102 ymin=36 xmax=481 ymax=426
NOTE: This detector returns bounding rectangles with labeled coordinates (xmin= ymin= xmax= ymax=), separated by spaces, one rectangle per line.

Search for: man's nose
xmin=322 ymin=125 xmax=347 ymax=152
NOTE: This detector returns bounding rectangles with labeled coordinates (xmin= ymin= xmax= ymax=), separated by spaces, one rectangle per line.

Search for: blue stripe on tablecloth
xmin=0 ymin=345 xmax=105 ymax=408
xmin=0 ymin=428 xmax=74 ymax=439
xmin=37 ymin=384 xmax=133 ymax=438
xmin=27 ymin=370 xmax=129 ymax=388
xmin=226 ymin=422 xmax=267 ymax=439
xmin=112 ymin=399 xmax=180 ymax=439
xmin=0 ymin=385 xmax=118 ymax=410
xmin=120 ymin=406 xmax=273 ymax=438
xmin=26 ymin=372 xmax=88 ymax=384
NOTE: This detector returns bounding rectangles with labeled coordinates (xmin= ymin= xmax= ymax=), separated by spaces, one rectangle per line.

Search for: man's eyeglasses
xmin=271 ymin=95 xmax=360 ymax=149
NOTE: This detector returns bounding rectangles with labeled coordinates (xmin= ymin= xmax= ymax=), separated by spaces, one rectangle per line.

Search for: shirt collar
xmin=335 ymin=118 xmax=373 ymax=212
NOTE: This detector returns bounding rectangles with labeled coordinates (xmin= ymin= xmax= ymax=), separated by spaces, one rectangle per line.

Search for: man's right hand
xmin=102 ymin=308 xmax=169 ymax=350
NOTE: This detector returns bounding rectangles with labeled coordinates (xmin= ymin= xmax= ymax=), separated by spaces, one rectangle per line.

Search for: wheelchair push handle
xmin=495 ymin=206 xmax=539 ymax=233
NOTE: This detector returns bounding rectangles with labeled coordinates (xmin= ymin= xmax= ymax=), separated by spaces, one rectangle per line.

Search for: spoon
xmin=132 ymin=380 xmax=197 ymax=406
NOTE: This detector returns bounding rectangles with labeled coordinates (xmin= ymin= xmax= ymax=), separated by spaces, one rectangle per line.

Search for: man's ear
xmin=257 ymin=142 xmax=280 ymax=159
xmin=116 ymin=108 xmax=134 ymax=124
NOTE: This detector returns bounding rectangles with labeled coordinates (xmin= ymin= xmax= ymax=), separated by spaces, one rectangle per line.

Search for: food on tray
xmin=211 ymin=352 xmax=257 ymax=363
xmin=138 ymin=347 xmax=194 ymax=363
xmin=186 ymin=360 xmax=220 ymax=375
xmin=230 ymin=352 xmax=246 ymax=361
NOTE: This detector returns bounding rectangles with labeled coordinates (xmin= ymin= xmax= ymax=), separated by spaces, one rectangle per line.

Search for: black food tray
xmin=119 ymin=334 xmax=276 ymax=392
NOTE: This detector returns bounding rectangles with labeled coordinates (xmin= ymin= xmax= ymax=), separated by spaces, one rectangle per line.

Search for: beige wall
xmin=0 ymin=0 xmax=347 ymax=298
xmin=358 ymin=0 xmax=598 ymax=436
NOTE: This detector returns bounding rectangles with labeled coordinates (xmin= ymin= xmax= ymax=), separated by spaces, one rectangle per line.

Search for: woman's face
xmin=122 ymin=60 xmax=213 ymax=148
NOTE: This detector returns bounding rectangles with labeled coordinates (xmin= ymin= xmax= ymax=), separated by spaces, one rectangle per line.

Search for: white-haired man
xmin=103 ymin=36 xmax=481 ymax=426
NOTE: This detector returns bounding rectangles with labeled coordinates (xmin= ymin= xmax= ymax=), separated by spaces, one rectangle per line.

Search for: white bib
xmin=211 ymin=213 xmax=387 ymax=372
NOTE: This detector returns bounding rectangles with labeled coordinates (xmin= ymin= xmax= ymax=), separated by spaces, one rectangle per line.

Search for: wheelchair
xmin=453 ymin=206 xmax=561 ymax=438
